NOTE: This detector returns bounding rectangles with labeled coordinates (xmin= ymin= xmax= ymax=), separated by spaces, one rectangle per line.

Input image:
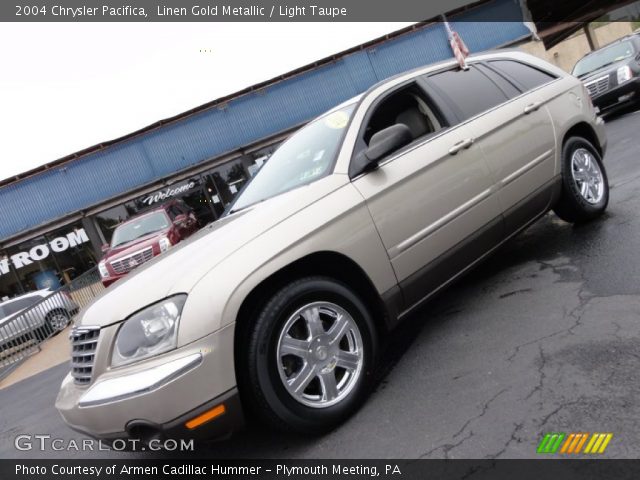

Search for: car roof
xmin=310 ymin=50 xmax=563 ymax=132
xmin=0 ymin=289 xmax=50 ymax=306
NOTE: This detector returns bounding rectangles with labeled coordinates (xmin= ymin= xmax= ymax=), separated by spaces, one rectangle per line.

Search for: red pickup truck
xmin=98 ymin=200 xmax=199 ymax=287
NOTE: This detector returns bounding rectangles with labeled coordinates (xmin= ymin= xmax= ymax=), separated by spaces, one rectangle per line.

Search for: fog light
xmin=618 ymin=92 xmax=635 ymax=102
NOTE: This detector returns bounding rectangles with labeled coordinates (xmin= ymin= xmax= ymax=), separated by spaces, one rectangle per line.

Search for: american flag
xmin=443 ymin=19 xmax=470 ymax=70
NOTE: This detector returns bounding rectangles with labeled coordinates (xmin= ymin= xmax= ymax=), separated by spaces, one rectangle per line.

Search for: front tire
xmin=553 ymin=136 xmax=609 ymax=223
xmin=241 ymin=276 xmax=378 ymax=434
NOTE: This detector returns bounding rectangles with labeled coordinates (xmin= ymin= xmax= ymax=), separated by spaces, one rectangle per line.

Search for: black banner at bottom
xmin=2 ymin=459 xmax=640 ymax=480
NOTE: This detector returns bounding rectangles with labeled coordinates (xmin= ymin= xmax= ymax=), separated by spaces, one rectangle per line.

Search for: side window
xmin=488 ymin=60 xmax=556 ymax=91
xmin=362 ymin=83 xmax=444 ymax=147
xmin=474 ymin=64 xmax=521 ymax=98
xmin=3 ymin=297 xmax=38 ymax=316
xmin=350 ymin=82 xmax=446 ymax=177
xmin=427 ymin=66 xmax=509 ymax=120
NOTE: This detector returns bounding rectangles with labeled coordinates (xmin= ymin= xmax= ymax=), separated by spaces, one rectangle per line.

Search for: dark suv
xmin=98 ymin=200 xmax=199 ymax=287
xmin=573 ymin=33 xmax=640 ymax=116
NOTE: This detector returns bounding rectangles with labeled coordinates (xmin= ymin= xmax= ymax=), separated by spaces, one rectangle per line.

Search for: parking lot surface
xmin=1 ymin=108 xmax=640 ymax=459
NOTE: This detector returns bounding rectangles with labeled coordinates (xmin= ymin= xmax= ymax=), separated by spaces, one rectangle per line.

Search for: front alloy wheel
xmin=241 ymin=276 xmax=377 ymax=434
xmin=276 ymin=301 xmax=364 ymax=408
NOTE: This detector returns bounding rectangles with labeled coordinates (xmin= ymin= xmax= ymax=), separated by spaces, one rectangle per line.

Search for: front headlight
xmin=111 ymin=294 xmax=187 ymax=367
xmin=617 ymin=65 xmax=632 ymax=84
xmin=98 ymin=261 xmax=109 ymax=278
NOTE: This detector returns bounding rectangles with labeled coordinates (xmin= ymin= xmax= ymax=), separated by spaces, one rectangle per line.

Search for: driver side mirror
xmin=353 ymin=124 xmax=413 ymax=175
xmin=101 ymin=244 xmax=110 ymax=253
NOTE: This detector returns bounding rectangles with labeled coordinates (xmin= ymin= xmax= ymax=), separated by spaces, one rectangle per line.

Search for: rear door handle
xmin=524 ymin=101 xmax=543 ymax=114
xmin=449 ymin=138 xmax=474 ymax=155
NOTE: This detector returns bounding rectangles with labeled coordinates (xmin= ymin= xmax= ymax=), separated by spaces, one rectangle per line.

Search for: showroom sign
xmin=0 ymin=229 xmax=90 ymax=275
xmin=142 ymin=181 xmax=196 ymax=206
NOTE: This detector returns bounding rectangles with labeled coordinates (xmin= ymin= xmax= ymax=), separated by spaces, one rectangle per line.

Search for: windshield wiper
xmin=225 ymin=205 xmax=249 ymax=216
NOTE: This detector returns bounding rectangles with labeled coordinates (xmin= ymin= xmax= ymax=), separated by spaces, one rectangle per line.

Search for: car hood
xmin=78 ymin=175 xmax=349 ymax=328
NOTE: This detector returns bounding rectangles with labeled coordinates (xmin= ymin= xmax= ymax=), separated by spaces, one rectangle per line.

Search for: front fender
xmin=176 ymin=183 xmax=396 ymax=347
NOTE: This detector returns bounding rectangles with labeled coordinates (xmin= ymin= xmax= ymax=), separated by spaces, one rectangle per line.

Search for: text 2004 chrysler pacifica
xmin=56 ymin=51 xmax=609 ymax=442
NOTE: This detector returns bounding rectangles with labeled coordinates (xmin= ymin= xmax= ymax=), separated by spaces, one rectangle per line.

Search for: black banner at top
xmin=2 ymin=0 xmax=640 ymax=22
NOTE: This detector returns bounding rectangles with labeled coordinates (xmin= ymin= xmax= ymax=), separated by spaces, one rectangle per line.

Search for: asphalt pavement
xmin=2 ymin=107 xmax=640 ymax=460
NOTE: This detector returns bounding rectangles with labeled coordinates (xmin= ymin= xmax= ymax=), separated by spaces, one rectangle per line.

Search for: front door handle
xmin=449 ymin=138 xmax=474 ymax=155
xmin=524 ymin=101 xmax=543 ymax=114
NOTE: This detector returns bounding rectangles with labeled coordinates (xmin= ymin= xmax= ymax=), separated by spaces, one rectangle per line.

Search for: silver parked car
xmin=56 ymin=51 xmax=609 ymax=443
xmin=0 ymin=289 xmax=79 ymax=354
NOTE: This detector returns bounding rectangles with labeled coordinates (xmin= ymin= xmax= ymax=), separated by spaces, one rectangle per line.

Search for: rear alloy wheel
xmin=242 ymin=277 xmax=377 ymax=434
xmin=570 ymin=148 xmax=605 ymax=205
xmin=46 ymin=310 xmax=70 ymax=334
xmin=553 ymin=136 xmax=609 ymax=223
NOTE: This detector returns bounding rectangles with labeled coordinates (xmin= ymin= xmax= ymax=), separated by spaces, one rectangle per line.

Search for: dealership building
xmin=0 ymin=4 xmax=533 ymax=297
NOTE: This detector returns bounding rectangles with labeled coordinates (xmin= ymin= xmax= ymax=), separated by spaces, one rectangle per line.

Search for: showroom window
xmin=208 ymin=159 xmax=250 ymax=205
xmin=5 ymin=235 xmax=62 ymax=292
xmin=43 ymin=224 xmax=97 ymax=284
xmin=246 ymin=144 xmax=279 ymax=177
xmin=0 ymin=251 xmax=24 ymax=300
xmin=174 ymin=176 xmax=217 ymax=226
xmin=94 ymin=205 xmax=130 ymax=245
xmin=0 ymin=223 xmax=96 ymax=295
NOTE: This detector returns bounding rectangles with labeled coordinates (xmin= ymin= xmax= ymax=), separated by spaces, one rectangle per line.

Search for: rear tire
xmin=240 ymin=276 xmax=378 ymax=434
xmin=553 ymin=136 xmax=609 ymax=223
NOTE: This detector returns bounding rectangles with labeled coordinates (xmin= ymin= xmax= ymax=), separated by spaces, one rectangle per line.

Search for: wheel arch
xmin=233 ymin=251 xmax=389 ymax=388
xmin=44 ymin=307 xmax=69 ymax=321
xmin=562 ymin=121 xmax=603 ymax=157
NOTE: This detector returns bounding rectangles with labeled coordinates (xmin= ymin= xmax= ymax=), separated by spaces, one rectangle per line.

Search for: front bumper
xmin=55 ymin=324 xmax=243 ymax=441
xmin=101 ymin=272 xmax=127 ymax=287
xmin=592 ymin=77 xmax=640 ymax=114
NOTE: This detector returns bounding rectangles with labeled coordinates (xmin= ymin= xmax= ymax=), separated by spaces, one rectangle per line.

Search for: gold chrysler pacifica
xmin=56 ymin=51 xmax=609 ymax=443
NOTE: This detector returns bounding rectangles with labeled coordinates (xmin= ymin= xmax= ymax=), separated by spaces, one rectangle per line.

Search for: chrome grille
xmin=584 ymin=75 xmax=609 ymax=97
xmin=70 ymin=326 xmax=100 ymax=385
xmin=110 ymin=247 xmax=154 ymax=274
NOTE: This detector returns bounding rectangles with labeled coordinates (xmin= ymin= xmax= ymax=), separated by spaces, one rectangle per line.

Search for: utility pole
xmin=584 ymin=23 xmax=600 ymax=51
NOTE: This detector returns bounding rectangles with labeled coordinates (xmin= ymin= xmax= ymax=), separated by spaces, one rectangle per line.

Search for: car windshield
xmin=110 ymin=211 xmax=170 ymax=247
xmin=228 ymin=104 xmax=356 ymax=213
xmin=573 ymin=41 xmax=635 ymax=77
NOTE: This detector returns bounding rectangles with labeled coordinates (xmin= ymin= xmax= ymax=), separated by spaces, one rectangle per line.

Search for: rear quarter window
xmin=1 ymin=297 xmax=38 ymax=316
xmin=488 ymin=60 xmax=557 ymax=91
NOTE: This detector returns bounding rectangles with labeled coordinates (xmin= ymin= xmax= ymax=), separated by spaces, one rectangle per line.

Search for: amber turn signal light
xmin=185 ymin=404 xmax=226 ymax=430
